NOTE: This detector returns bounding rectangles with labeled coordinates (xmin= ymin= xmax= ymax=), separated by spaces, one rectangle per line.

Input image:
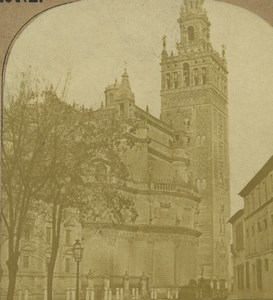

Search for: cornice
xmin=84 ymin=223 xmax=202 ymax=237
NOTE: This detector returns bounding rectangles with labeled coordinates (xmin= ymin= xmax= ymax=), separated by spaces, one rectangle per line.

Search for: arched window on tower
xmin=188 ymin=26 xmax=195 ymax=42
xmin=174 ymin=72 xmax=178 ymax=89
xmin=170 ymin=73 xmax=174 ymax=89
xmin=166 ymin=73 xmax=170 ymax=89
xmin=183 ymin=63 xmax=190 ymax=87
xmin=194 ymin=68 xmax=199 ymax=86
xmin=202 ymin=67 xmax=207 ymax=84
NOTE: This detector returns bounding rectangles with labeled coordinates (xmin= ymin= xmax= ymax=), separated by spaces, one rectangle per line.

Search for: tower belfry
xmin=160 ymin=0 xmax=231 ymax=281
xmin=178 ymin=0 xmax=211 ymax=53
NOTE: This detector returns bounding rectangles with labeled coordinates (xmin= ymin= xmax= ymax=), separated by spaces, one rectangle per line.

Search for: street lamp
xmin=72 ymin=239 xmax=83 ymax=300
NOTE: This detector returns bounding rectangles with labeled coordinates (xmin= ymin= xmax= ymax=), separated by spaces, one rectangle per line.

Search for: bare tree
xmin=1 ymin=79 xmax=58 ymax=300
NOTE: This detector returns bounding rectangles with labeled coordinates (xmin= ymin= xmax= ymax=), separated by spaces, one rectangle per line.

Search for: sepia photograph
xmin=0 ymin=0 xmax=273 ymax=300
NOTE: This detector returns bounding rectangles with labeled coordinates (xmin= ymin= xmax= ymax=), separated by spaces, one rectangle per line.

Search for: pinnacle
xmin=115 ymin=69 xmax=134 ymax=101
xmin=122 ymin=68 xmax=129 ymax=78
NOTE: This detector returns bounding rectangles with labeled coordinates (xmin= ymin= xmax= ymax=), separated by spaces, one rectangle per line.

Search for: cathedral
xmin=1 ymin=0 xmax=231 ymax=297
xmin=85 ymin=0 xmax=231 ymax=289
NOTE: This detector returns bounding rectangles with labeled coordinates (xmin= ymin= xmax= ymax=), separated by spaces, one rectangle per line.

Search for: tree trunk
xmin=6 ymin=254 xmax=19 ymax=300
xmin=47 ymin=210 xmax=62 ymax=300
xmin=47 ymin=242 xmax=60 ymax=300
xmin=47 ymin=199 xmax=63 ymax=300
xmin=47 ymin=261 xmax=55 ymax=300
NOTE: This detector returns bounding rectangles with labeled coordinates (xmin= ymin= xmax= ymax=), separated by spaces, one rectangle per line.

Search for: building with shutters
xmin=229 ymin=209 xmax=246 ymax=297
xmin=229 ymin=156 xmax=273 ymax=299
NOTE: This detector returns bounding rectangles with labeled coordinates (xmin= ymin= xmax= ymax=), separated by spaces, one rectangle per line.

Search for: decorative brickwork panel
xmin=162 ymin=107 xmax=192 ymax=131
xmin=195 ymin=151 xmax=209 ymax=180
xmin=196 ymin=106 xmax=209 ymax=136
xmin=193 ymin=106 xmax=210 ymax=180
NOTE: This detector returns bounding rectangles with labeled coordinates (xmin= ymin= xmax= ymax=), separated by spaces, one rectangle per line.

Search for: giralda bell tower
xmin=160 ymin=0 xmax=231 ymax=281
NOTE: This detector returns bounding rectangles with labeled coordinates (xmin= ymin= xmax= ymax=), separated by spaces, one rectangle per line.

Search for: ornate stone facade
xmin=88 ymin=67 xmax=201 ymax=288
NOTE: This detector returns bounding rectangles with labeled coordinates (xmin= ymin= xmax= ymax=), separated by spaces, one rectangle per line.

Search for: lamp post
xmin=72 ymin=239 xmax=83 ymax=300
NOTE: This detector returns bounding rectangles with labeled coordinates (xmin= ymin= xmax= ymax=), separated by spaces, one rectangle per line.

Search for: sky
xmin=4 ymin=0 xmax=273 ymax=214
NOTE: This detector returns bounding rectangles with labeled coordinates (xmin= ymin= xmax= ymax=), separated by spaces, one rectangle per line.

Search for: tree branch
xmin=1 ymin=209 xmax=10 ymax=231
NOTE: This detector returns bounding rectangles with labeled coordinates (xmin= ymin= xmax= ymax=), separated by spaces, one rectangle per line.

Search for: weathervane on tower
xmin=124 ymin=60 xmax=128 ymax=72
